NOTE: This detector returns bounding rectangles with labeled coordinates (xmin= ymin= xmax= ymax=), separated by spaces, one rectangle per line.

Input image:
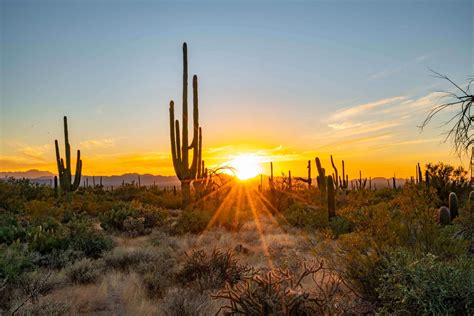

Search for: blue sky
xmin=1 ymin=0 xmax=473 ymax=176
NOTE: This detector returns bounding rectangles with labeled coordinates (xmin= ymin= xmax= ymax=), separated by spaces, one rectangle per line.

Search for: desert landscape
xmin=1 ymin=1 xmax=473 ymax=315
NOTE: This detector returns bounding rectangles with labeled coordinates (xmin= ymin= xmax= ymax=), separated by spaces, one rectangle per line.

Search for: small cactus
xmin=448 ymin=192 xmax=459 ymax=220
xmin=437 ymin=206 xmax=451 ymax=225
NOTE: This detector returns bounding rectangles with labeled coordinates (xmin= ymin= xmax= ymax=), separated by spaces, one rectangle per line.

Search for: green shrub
xmin=0 ymin=242 xmax=35 ymax=281
xmin=377 ymin=250 xmax=474 ymax=315
xmin=329 ymin=216 xmax=354 ymax=237
xmin=173 ymin=209 xmax=212 ymax=235
xmin=0 ymin=211 xmax=27 ymax=244
xmin=68 ymin=218 xmax=113 ymax=259
xmin=99 ymin=202 xmax=137 ymax=232
xmin=282 ymin=203 xmax=328 ymax=230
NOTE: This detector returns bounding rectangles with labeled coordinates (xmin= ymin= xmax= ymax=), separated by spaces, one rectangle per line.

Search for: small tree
xmin=421 ymin=71 xmax=474 ymax=155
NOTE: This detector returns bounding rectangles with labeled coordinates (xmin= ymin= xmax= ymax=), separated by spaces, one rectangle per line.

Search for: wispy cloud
xmin=79 ymin=137 xmax=121 ymax=149
xmin=370 ymin=53 xmax=433 ymax=79
xmin=4 ymin=141 xmax=52 ymax=161
xmin=331 ymin=96 xmax=406 ymax=120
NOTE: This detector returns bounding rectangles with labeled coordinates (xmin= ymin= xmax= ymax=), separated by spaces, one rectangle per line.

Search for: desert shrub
xmin=104 ymin=247 xmax=159 ymax=271
xmin=99 ymin=202 xmax=137 ymax=231
xmin=65 ymin=258 xmax=105 ymax=284
xmin=0 ymin=211 xmax=27 ymax=244
xmin=0 ymin=242 xmax=36 ymax=282
xmin=99 ymin=201 xmax=165 ymax=235
xmin=67 ymin=218 xmax=113 ymax=258
xmin=0 ymin=178 xmax=53 ymax=213
xmin=376 ymin=250 xmax=474 ymax=315
xmin=282 ymin=203 xmax=329 ymax=230
xmin=329 ymin=216 xmax=354 ymax=237
xmin=336 ymin=232 xmax=386 ymax=302
xmin=173 ymin=209 xmax=212 ymax=235
xmin=18 ymin=300 xmax=70 ymax=316
xmin=27 ymin=218 xmax=70 ymax=255
xmin=160 ymin=288 xmax=210 ymax=316
xmin=177 ymin=248 xmax=251 ymax=291
xmin=213 ymin=261 xmax=349 ymax=315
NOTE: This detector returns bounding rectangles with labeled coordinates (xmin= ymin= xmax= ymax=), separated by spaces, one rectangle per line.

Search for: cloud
xmin=331 ymin=96 xmax=406 ymax=120
xmin=79 ymin=138 xmax=118 ymax=149
xmin=370 ymin=53 xmax=432 ymax=79
xmin=4 ymin=141 xmax=52 ymax=161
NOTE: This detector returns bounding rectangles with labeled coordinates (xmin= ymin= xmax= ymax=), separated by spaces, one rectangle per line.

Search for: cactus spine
xmin=54 ymin=116 xmax=82 ymax=193
xmin=437 ymin=206 xmax=451 ymax=225
xmin=448 ymin=192 xmax=459 ymax=220
xmin=169 ymin=43 xmax=202 ymax=207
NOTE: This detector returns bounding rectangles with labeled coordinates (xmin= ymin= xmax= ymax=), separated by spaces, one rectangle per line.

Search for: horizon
xmin=1 ymin=0 xmax=473 ymax=178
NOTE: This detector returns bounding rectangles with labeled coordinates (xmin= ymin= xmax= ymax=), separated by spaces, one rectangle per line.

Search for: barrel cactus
xmin=437 ymin=206 xmax=451 ymax=225
xmin=448 ymin=192 xmax=459 ymax=220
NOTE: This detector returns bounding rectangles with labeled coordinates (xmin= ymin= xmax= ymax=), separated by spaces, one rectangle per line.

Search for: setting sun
xmin=227 ymin=154 xmax=263 ymax=180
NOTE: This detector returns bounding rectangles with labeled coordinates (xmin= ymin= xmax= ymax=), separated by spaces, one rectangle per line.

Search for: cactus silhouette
xmin=448 ymin=192 xmax=459 ymax=220
xmin=54 ymin=116 xmax=82 ymax=192
xmin=327 ymin=175 xmax=336 ymax=218
xmin=169 ymin=43 xmax=202 ymax=207
xmin=315 ymin=157 xmax=326 ymax=204
xmin=437 ymin=206 xmax=451 ymax=225
xmin=330 ymin=155 xmax=338 ymax=190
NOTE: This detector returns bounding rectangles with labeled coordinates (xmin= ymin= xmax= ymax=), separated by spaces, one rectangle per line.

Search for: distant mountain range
xmin=0 ymin=169 xmax=180 ymax=188
xmin=1 ymin=170 xmax=409 ymax=189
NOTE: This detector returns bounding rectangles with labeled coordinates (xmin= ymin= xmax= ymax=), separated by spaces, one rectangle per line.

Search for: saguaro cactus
xmin=54 ymin=116 xmax=82 ymax=192
xmin=327 ymin=175 xmax=336 ymax=218
xmin=315 ymin=157 xmax=327 ymax=204
xmin=169 ymin=43 xmax=202 ymax=207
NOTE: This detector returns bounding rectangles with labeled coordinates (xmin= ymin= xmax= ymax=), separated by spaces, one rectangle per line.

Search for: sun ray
xmin=245 ymin=186 xmax=274 ymax=268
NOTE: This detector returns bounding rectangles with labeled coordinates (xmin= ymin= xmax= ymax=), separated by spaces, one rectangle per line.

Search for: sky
xmin=1 ymin=0 xmax=473 ymax=179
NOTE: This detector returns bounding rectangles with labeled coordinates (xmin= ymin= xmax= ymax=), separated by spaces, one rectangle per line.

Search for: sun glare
xmin=227 ymin=154 xmax=262 ymax=180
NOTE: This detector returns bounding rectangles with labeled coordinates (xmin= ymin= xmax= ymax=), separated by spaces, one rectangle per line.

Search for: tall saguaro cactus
xmin=54 ymin=116 xmax=82 ymax=192
xmin=169 ymin=43 xmax=202 ymax=207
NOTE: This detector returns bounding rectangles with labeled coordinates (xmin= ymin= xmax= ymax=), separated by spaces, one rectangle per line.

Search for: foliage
xmin=425 ymin=162 xmax=470 ymax=205
xmin=173 ymin=209 xmax=212 ymax=235
xmin=283 ymin=203 xmax=328 ymax=230
xmin=376 ymin=250 xmax=474 ymax=315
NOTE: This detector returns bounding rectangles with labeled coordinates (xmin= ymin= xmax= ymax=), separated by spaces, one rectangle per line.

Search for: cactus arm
xmin=174 ymin=120 xmax=182 ymax=179
xmin=72 ymin=150 xmax=82 ymax=190
xmin=196 ymin=127 xmax=202 ymax=178
xmin=63 ymin=116 xmax=72 ymax=186
xmin=169 ymin=101 xmax=180 ymax=176
xmin=55 ymin=140 xmax=63 ymax=177
xmin=330 ymin=155 xmax=339 ymax=189
xmin=190 ymin=75 xmax=199 ymax=176
xmin=181 ymin=43 xmax=189 ymax=175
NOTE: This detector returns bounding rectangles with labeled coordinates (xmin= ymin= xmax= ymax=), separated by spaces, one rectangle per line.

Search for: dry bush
xmin=65 ymin=258 xmax=105 ymax=284
xmin=160 ymin=287 xmax=214 ymax=316
xmin=213 ymin=261 xmax=364 ymax=315
xmin=177 ymin=248 xmax=253 ymax=291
